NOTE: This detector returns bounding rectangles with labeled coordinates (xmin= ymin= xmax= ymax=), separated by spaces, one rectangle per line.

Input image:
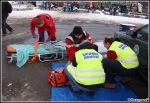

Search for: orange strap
xmin=28 ymin=36 xmax=38 ymax=63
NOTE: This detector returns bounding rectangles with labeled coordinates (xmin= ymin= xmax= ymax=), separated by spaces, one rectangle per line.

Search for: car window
xmin=136 ymin=25 xmax=148 ymax=41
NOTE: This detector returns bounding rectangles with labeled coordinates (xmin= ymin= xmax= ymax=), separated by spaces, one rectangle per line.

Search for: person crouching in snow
xmin=64 ymin=42 xmax=105 ymax=95
xmin=30 ymin=13 xmax=57 ymax=43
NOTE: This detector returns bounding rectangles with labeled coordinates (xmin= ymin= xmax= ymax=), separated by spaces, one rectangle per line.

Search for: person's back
xmin=2 ymin=2 xmax=12 ymax=18
xmin=2 ymin=2 xmax=14 ymax=35
xmin=42 ymin=1 xmax=45 ymax=6
xmin=48 ymin=2 xmax=51 ymax=10
xmin=102 ymin=36 xmax=139 ymax=89
xmin=63 ymin=2 xmax=67 ymax=12
xmin=68 ymin=4 xmax=71 ymax=8
xmin=74 ymin=42 xmax=105 ymax=86
xmin=65 ymin=42 xmax=105 ymax=95
xmin=109 ymin=41 xmax=139 ymax=69
xmin=71 ymin=3 xmax=74 ymax=11
xmin=30 ymin=13 xmax=57 ymax=43
xmin=68 ymin=4 xmax=71 ymax=11
xmin=41 ymin=1 xmax=45 ymax=10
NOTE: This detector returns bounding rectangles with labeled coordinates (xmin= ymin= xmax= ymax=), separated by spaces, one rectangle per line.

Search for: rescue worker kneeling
xmin=64 ymin=42 xmax=105 ymax=95
xmin=102 ymin=36 xmax=139 ymax=89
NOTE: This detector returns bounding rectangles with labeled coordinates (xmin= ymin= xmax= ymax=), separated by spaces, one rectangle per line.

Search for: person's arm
xmin=107 ymin=50 xmax=117 ymax=60
xmin=65 ymin=39 xmax=77 ymax=62
xmin=72 ymin=55 xmax=77 ymax=67
xmin=79 ymin=32 xmax=94 ymax=45
xmin=30 ymin=18 xmax=36 ymax=34
xmin=85 ymin=32 xmax=94 ymax=44
xmin=45 ymin=18 xmax=56 ymax=39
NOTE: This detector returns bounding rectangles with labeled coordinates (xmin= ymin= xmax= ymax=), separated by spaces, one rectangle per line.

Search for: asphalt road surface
xmin=2 ymin=17 xmax=148 ymax=101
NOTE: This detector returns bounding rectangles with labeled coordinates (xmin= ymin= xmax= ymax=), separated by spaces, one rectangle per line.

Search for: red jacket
xmin=65 ymin=31 xmax=94 ymax=62
xmin=106 ymin=43 xmax=117 ymax=59
xmin=107 ymin=50 xmax=117 ymax=59
xmin=30 ymin=13 xmax=56 ymax=39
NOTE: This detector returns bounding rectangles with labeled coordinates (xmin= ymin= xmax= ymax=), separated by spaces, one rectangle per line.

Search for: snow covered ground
xmin=8 ymin=9 xmax=149 ymax=53
xmin=9 ymin=8 xmax=149 ymax=26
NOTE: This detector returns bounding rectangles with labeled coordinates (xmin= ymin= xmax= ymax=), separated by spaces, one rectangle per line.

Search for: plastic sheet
xmin=51 ymin=62 xmax=137 ymax=101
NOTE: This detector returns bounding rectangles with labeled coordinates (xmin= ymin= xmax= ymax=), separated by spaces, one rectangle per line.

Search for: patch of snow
xmin=7 ymin=83 xmax=13 ymax=87
xmin=9 ymin=9 xmax=149 ymax=26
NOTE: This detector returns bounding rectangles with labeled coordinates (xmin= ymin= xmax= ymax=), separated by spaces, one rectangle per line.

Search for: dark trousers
xmin=2 ymin=17 xmax=12 ymax=34
xmin=102 ymin=58 xmax=137 ymax=84
xmin=113 ymin=10 xmax=116 ymax=16
xmin=63 ymin=7 xmax=66 ymax=12
xmin=39 ymin=31 xmax=56 ymax=42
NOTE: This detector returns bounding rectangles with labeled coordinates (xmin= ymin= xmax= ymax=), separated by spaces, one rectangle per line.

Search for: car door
xmin=121 ymin=25 xmax=148 ymax=80
xmin=133 ymin=25 xmax=148 ymax=80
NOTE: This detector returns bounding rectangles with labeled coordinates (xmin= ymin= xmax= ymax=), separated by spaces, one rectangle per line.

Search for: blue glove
xmin=46 ymin=38 xmax=50 ymax=42
xmin=32 ymin=34 xmax=37 ymax=39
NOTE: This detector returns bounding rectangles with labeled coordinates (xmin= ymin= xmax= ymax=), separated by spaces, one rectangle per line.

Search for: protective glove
xmin=46 ymin=38 xmax=51 ymax=42
xmin=67 ymin=61 xmax=71 ymax=64
xmin=32 ymin=34 xmax=37 ymax=39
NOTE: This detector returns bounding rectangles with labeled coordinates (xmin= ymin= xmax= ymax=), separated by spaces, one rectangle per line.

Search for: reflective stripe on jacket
xmin=65 ymin=31 xmax=93 ymax=62
xmin=67 ymin=49 xmax=105 ymax=85
xmin=109 ymin=41 xmax=139 ymax=69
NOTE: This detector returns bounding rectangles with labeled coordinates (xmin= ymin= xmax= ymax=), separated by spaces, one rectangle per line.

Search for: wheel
xmin=7 ymin=59 xmax=12 ymax=64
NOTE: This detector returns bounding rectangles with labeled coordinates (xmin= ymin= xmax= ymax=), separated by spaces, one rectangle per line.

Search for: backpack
xmin=47 ymin=70 xmax=70 ymax=86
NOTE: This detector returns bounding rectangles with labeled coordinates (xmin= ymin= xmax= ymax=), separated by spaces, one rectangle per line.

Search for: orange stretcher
xmin=6 ymin=45 xmax=19 ymax=64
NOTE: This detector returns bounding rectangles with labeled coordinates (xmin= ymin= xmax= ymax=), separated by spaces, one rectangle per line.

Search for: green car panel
xmin=113 ymin=24 xmax=148 ymax=81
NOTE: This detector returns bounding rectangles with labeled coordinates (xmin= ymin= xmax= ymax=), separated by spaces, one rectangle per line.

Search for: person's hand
xmin=32 ymin=34 xmax=37 ymax=39
xmin=80 ymin=39 xmax=89 ymax=45
xmin=67 ymin=61 xmax=71 ymax=64
xmin=46 ymin=38 xmax=50 ymax=42
xmin=55 ymin=67 xmax=64 ymax=74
